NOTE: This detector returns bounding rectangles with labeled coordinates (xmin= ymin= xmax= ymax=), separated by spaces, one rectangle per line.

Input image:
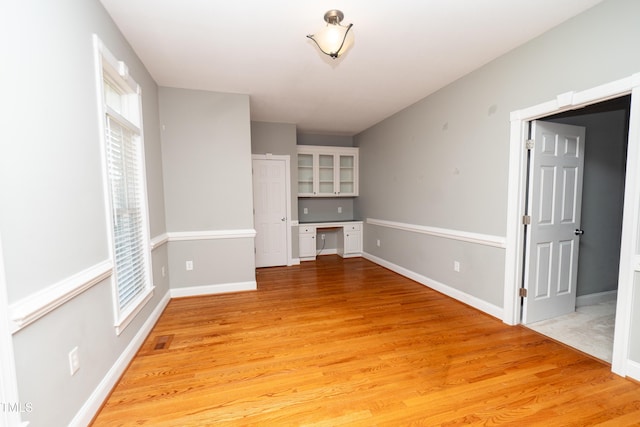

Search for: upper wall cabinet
xmin=297 ymin=146 xmax=359 ymax=197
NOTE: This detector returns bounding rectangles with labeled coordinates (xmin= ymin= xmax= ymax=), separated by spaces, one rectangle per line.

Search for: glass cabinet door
xmin=297 ymin=153 xmax=315 ymax=196
xmin=318 ymin=154 xmax=335 ymax=195
xmin=338 ymin=154 xmax=356 ymax=195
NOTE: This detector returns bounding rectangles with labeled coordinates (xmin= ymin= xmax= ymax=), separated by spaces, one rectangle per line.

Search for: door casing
xmin=504 ymin=73 xmax=640 ymax=379
xmin=0 ymin=236 xmax=24 ymax=426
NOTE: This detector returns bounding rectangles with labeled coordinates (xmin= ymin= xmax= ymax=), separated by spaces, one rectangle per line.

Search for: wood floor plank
xmin=91 ymin=256 xmax=640 ymax=426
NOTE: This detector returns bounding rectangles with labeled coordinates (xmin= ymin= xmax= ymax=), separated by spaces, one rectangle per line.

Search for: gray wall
xmin=160 ymin=87 xmax=255 ymax=289
xmin=355 ymin=0 xmax=640 ymax=310
xmin=299 ymin=198 xmax=356 ymax=223
xmin=297 ymin=133 xmax=354 ymax=147
xmin=251 ymin=125 xmax=359 ymax=257
xmin=0 ymin=0 xmax=169 ymax=425
xmin=544 ymin=107 xmax=628 ymax=297
xmin=250 ymin=121 xmax=300 ymax=258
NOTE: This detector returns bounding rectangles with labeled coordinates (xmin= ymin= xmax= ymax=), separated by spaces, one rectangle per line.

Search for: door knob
xmin=281 ymin=217 xmax=286 ymax=221
xmin=575 ymin=229 xmax=584 ymax=235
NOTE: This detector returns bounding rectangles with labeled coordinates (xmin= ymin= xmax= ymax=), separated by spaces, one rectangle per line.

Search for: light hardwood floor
xmin=92 ymin=256 xmax=640 ymax=426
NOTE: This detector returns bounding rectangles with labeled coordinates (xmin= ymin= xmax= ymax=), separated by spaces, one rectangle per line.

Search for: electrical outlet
xmin=321 ymin=234 xmax=325 ymax=240
xmin=303 ymin=208 xmax=308 ymax=214
xmin=376 ymin=239 xmax=381 ymax=247
xmin=69 ymin=347 xmax=80 ymax=376
xmin=338 ymin=206 xmax=342 ymax=213
xmin=186 ymin=260 xmax=194 ymax=271
xmin=161 ymin=266 xmax=166 ymax=277
xmin=454 ymin=261 xmax=461 ymax=272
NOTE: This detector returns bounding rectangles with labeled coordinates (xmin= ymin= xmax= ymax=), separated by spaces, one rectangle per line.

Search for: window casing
xmin=94 ymin=36 xmax=153 ymax=334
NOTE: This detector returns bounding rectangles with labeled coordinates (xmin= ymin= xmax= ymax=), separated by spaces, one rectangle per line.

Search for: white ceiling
xmin=100 ymin=0 xmax=604 ymax=136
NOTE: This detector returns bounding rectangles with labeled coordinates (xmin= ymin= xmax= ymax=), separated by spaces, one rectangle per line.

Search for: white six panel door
xmin=252 ymin=158 xmax=288 ymax=268
xmin=523 ymin=121 xmax=586 ymax=324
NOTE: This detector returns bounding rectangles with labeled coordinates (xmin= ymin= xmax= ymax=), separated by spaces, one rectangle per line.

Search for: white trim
xmin=114 ymin=287 xmax=154 ymax=336
xmin=576 ymin=290 xmax=618 ymax=307
xmin=68 ymin=290 xmax=171 ymax=427
xmin=504 ymin=72 xmax=640 ymax=379
xmin=363 ymin=252 xmax=503 ymax=320
xmin=367 ymin=218 xmax=506 ymax=249
xmin=9 ymin=260 xmax=112 ymax=334
xmin=166 ymin=229 xmax=256 ymax=241
xmin=626 ymin=359 xmax=640 ymax=382
xmin=613 ymin=82 xmax=640 ymax=379
xmin=94 ymin=34 xmax=154 ymax=336
xmin=170 ymin=281 xmax=257 ymax=298
xmin=0 ymin=237 xmax=27 ymax=427
xmin=252 ymin=154 xmax=294 ymax=266
xmin=150 ymin=233 xmax=169 ymax=250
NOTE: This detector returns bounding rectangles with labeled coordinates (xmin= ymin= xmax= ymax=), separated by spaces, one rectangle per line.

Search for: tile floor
xmin=526 ymin=300 xmax=616 ymax=363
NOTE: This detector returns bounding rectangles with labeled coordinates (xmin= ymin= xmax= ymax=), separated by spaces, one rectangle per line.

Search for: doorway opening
xmin=524 ymin=96 xmax=631 ymax=363
xmin=503 ymin=72 xmax=640 ymax=378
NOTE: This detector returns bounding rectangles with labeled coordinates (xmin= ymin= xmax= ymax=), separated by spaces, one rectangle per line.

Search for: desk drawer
xmin=299 ymin=226 xmax=316 ymax=234
xmin=344 ymin=223 xmax=361 ymax=232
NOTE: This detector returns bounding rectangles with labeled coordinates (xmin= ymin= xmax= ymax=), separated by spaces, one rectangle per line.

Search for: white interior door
xmin=523 ymin=120 xmax=586 ymax=324
xmin=253 ymin=158 xmax=288 ymax=268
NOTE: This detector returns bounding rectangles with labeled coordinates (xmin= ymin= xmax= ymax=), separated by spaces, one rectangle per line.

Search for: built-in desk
xmin=299 ymin=221 xmax=363 ymax=261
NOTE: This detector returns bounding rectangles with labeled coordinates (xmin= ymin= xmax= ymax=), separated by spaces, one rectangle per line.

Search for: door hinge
xmin=522 ymin=215 xmax=531 ymax=225
xmin=526 ymin=139 xmax=534 ymax=150
xmin=519 ymin=288 xmax=528 ymax=298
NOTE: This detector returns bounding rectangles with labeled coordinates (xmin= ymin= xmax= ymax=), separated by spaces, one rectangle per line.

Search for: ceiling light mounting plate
xmin=324 ymin=9 xmax=344 ymax=24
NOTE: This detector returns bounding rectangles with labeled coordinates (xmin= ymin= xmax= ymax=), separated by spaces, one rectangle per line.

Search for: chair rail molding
xmin=367 ymin=218 xmax=506 ymax=249
xmin=150 ymin=233 xmax=169 ymax=250
xmin=9 ymin=260 xmax=113 ymax=333
xmin=166 ymin=229 xmax=257 ymax=242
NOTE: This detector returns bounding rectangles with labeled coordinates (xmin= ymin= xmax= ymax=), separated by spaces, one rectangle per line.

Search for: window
xmin=94 ymin=36 xmax=153 ymax=334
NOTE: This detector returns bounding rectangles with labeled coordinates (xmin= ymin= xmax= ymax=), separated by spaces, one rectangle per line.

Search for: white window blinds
xmin=105 ymin=114 xmax=149 ymax=311
xmin=94 ymin=35 xmax=152 ymax=334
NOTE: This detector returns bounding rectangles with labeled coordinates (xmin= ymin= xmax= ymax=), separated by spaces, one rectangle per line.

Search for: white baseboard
xmin=170 ymin=281 xmax=257 ymax=298
xmin=626 ymin=359 xmax=640 ymax=382
xmin=576 ymin=290 xmax=618 ymax=307
xmin=69 ymin=290 xmax=171 ymax=427
xmin=363 ymin=252 xmax=503 ymax=320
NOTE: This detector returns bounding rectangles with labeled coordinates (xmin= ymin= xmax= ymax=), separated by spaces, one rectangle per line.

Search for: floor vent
xmin=153 ymin=335 xmax=174 ymax=351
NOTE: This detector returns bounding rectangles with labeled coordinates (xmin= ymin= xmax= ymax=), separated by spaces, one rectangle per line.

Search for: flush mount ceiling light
xmin=306 ymin=9 xmax=354 ymax=59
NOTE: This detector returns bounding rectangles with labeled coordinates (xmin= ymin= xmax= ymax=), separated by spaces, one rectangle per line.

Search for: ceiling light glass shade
xmin=307 ymin=10 xmax=354 ymax=59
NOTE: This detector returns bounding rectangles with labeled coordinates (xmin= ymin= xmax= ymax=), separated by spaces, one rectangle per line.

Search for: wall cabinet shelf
xmin=297 ymin=146 xmax=358 ymax=197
